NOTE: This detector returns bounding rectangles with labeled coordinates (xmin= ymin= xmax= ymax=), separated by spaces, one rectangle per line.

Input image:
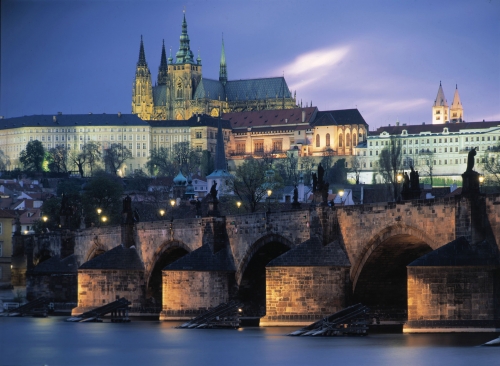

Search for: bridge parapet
xmin=73 ymin=226 xmax=121 ymax=265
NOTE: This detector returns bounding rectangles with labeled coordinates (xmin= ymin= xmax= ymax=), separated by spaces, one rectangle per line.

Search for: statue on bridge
xmin=210 ymin=181 xmax=218 ymax=200
xmin=466 ymin=148 xmax=476 ymax=172
xmin=292 ymin=185 xmax=301 ymax=209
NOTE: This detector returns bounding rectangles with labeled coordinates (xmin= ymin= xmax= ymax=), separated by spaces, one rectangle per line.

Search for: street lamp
xmin=42 ymin=216 xmax=48 ymax=223
xmin=267 ymin=189 xmax=272 ymax=213
xmin=159 ymin=209 xmax=165 ymax=219
xmin=236 ymin=201 xmax=241 ymax=212
xmin=479 ymin=175 xmax=485 ymax=193
xmin=101 ymin=216 xmax=107 ymax=224
xmin=338 ymin=190 xmax=344 ymax=206
xmin=170 ymin=199 xmax=176 ymax=221
xmin=397 ymin=174 xmax=403 ymax=183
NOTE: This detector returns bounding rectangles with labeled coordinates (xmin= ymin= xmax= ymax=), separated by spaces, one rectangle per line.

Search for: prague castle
xmin=132 ymin=13 xmax=297 ymax=121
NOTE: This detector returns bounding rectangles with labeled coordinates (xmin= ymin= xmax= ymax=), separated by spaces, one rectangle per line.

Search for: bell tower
xmin=432 ymin=81 xmax=448 ymax=124
xmin=450 ymin=84 xmax=463 ymax=123
xmin=131 ymin=36 xmax=154 ymax=120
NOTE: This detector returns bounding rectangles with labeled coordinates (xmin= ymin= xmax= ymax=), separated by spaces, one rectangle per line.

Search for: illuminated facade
xmin=132 ymin=13 xmax=297 ymax=121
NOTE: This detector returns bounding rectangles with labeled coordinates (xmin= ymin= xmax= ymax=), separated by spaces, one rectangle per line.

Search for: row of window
xmin=370 ymin=135 xmax=497 ymax=146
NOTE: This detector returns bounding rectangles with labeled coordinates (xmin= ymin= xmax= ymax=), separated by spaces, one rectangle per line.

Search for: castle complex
xmin=131 ymin=13 xmax=297 ymax=121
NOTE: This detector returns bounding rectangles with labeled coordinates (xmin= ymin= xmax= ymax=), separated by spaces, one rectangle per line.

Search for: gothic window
xmin=352 ymin=134 xmax=357 ymax=147
xmin=326 ymin=133 xmax=330 ymax=147
xmin=346 ymin=133 xmax=351 ymax=147
xmin=316 ymin=134 xmax=320 ymax=147
xmin=339 ymin=133 xmax=343 ymax=148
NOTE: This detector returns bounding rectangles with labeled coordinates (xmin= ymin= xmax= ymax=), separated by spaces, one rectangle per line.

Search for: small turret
xmin=432 ymin=81 xmax=448 ymax=124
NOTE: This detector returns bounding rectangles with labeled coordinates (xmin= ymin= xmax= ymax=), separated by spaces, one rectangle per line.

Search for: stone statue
xmin=317 ymin=163 xmax=324 ymax=185
xmin=312 ymin=173 xmax=318 ymax=192
xmin=293 ymin=186 xmax=298 ymax=204
xmin=210 ymin=181 xmax=218 ymax=200
xmin=403 ymin=172 xmax=410 ymax=191
xmin=466 ymin=148 xmax=476 ymax=172
xmin=195 ymin=199 xmax=202 ymax=218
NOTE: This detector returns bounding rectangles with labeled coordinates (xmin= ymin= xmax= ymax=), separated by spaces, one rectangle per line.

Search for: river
xmin=1 ymin=317 xmax=498 ymax=366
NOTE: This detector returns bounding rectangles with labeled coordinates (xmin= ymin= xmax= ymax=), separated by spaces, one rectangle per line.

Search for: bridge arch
xmin=236 ymin=233 xmax=293 ymax=317
xmin=352 ymin=224 xmax=438 ymax=319
xmin=84 ymin=236 xmax=107 ymax=262
xmin=145 ymin=240 xmax=191 ymax=306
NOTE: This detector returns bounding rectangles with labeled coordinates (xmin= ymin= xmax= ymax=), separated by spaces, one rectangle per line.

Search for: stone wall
xmin=406 ymin=266 xmax=500 ymax=332
xmin=261 ymin=266 xmax=351 ymax=326
xmin=73 ymin=226 xmax=121 ymax=265
xmin=27 ymin=274 xmax=77 ymax=303
xmin=73 ymin=269 xmax=145 ymax=314
xmin=160 ymin=270 xmax=233 ymax=320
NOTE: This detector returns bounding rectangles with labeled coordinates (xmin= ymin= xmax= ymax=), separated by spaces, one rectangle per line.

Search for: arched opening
xmin=85 ymin=244 xmax=106 ymax=262
xmin=338 ymin=133 xmax=343 ymax=147
xmin=147 ymin=244 xmax=190 ymax=309
xmin=326 ymin=133 xmax=330 ymax=147
xmin=237 ymin=235 xmax=291 ymax=317
xmin=316 ymin=134 xmax=320 ymax=147
xmin=353 ymin=234 xmax=432 ymax=321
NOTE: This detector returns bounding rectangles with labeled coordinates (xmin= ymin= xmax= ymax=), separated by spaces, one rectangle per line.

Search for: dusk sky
xmin=1 ymin=0 xmax=499 ymax=130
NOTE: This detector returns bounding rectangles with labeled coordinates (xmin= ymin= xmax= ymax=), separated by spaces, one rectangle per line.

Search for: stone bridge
xmin=24 ymin=194 xmax=500 ymax=327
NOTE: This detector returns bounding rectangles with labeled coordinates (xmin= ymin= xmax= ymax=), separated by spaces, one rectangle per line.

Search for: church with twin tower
xmin=132 ymin=13 xmax=298 ymax=121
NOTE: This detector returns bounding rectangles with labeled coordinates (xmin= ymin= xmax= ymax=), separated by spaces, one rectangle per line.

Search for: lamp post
xmin=42 ymin=216 xmax=48 ymax=223
xmin=338 ymin=189 xmax=344 ymax=206
xmin=236 ymin=201 xmax=241 ymax=212
xmin=159 ymin=209 xmax=165 ymax=220
xmin=170 ymin=199 xmax=176 ymax=221
xmin=101 ymin=216 xmax=107 ymax=225
xmin=479 ymin=175 xmax=485 ymax=193
xmin=97 ymin=208 xmax=102 ymax=227
xmin=267 ymin=189 xmax=272 ymax=213
xmin=396 ymin=173 xmax=403 ymax=201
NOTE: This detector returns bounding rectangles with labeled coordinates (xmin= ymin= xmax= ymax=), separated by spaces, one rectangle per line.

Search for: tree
xmin=418 ymin=150 xmax=435 ymax=187
xmin=47 ymin=146 xmax=68 ymax=173
xmin=274 ymin=150 xmax=299 ymax=185
xmin=200 ymin=150 xmax=214 ymax=177
xmin=104 ymin=143 xmax=133 ymax=175
xmin=321 ymin=147 xmax=336 ymax=171
xmin=171 ymin=142 xmax=200 ymax=174
xmin=378 ymin=136 xmax=403 ymax=200
xmin=0 ymin=149 xmax=11 ymax=170
xmin=350 ymin=155 xmax=365 ymax=184
xmin=84 ymin=141 xmax=102 ymax=176
xmin=20 ymin=140 xmax=45 ymax=172
xmin=328 ymin=158 xmax=348 ymax=184
xmin=69 ymin=150 xmax=86 ymax=178
xmin=481 ymin=144 xmax=500 ymax=186
xmin=82 ymin=172 xmax=124 ymax=225
xmin=299 ymin=156 xmax=315 ymax=185
xmin=229 ymin=157 xmax=283 ymax=213
xmin=147 ymin=147 xmax=176 ymax=177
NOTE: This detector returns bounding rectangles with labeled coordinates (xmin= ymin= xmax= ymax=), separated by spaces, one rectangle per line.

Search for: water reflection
xmin=1 ymin=317 xmax=498 ymax=366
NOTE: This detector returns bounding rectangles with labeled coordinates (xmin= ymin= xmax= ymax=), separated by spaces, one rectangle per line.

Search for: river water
xmin=1 ymin=317 xmax=498 ymax=366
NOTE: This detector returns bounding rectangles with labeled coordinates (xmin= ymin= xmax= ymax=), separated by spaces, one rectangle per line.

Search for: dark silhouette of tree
xmin=378 ymin=136 xmax=403 ymax=201
xmin=47 ymin=146 xmax=68 ymax=173
xmin=20 ymin=140 xmax=45 ymax=172
xmin=104 ymin=143 xmax=133 ymax=175
xmin=200 ymin=150 xmax=214 ymax=177
xmin=84 ymin=141 xmax=102 ymax=176
xmin=69 ymin=150 xmax=86 ymax=178
xmin=0 ymin=149 xmax=11 ymax=170
xmin=147 ymin=147 xmax=176 ymax=177
xmin=82 ymin=172 xmax=124 ymax=225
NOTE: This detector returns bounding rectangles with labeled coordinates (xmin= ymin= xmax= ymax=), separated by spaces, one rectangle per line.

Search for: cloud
xmin=277 ymin=46 xmax=350 ymax=91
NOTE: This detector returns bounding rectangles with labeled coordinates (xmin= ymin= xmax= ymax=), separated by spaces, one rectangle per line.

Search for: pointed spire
xmin=450 ymin=84 xmax=463 ymax=122
xmin=175 ymin=11 xmax=194 ymax=64
xmin=157 ymin=39 xmax=168 ymax=85
xmin=214 ymin=109 xmax=227 ymax=171
xmin=137 ymin=35 xmax=147 ymax=67
xmin=433 ymin=81 xmax=448 ymax=107
xmin=219 ymin=35 xmax=227 ymax=86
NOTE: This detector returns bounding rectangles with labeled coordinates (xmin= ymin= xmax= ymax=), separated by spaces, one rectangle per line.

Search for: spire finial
xmin=219 ymin=34 xmax=227 ymax=86
xmin=137 ymin=35 xmax=147 ymax=66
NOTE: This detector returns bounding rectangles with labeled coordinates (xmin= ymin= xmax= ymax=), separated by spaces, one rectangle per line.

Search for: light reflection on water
xmin=1 ymin=317 xmax=498 ymax=366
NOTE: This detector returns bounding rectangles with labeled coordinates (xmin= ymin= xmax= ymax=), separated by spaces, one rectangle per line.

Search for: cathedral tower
xmin=157 ymin=40 xmax=168 ymax=86
xmin=432 ymin=82 xmax=448 ymax=124
xmin=165 ymin=12 xmax=203 ymax=120
xmin=450 ymin=85 xmax=463 ymax=123
xmin=131 ymin=36 xmax=154 ymax=120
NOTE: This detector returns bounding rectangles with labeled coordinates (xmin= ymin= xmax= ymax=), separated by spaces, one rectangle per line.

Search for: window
xmin=272 ymin=140 xmax=282 ymax=152
xmin=339 ymin=133 xmax=343 ymax=147
xmin=143 ymin=143 xmax=146 ymax=150
xmin=196 ymin=131 xmax=202 ymax=138
xmin=326 ymin=133 xmax=330 ymax=147
xmin=346 ymin=133 xmax=351 ymax=147
xmin=254 ymin=141 xmax=264 ymax=153
xmin=316 ymin=134 xmax=320 ymax=147
xmin=129 ymin=143 xmax=132 ymax=149
xmin=137 ymin=143 xmax=140 ymax=149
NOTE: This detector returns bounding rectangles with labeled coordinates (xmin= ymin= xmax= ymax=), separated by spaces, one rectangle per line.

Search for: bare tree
xmin=0 ymin=149 xmax=11 ymax=170
xmin=299 ymin=155 xmax=315 ymax=185
xmin=377 ymin=136 xmax=403 ymax=201
xmin=69 ymin=150 xmax=86 ymax=178
xmin=104 ymin=143 xmax=133 ymax=175
xmin=481 ymin=145 xmax=500 ymax=186
xmin=47 ymin=146 xmax=68 ymax=173
xmin=418 ymin=150 xmax=435 ymax=187
xmin=147 ymin=147 xmax=176 ymax=177
xmin=171 ymin=142 xmax=200 ymax=174
xmin=84 ymin=141 xmax=102 ymax=176
xmin=350 ymin=154 xmax=365 ymax=184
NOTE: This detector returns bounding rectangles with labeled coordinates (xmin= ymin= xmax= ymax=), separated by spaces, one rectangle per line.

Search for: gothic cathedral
xmin=131 ymin=13 xmax=298 ymax=121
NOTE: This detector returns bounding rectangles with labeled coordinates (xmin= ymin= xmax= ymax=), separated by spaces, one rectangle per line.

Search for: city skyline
xmin=1 ymin=0 xmax=499 ymax=129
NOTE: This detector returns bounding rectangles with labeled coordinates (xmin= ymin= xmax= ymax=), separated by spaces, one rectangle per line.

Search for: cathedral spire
xmin=157 ymin=39 xmax=168 ymax=85
xmin=137 ymin=35 xmax=147 ymax=67
xmin=433 ymin=81 xmax=448 ymax=108
xmin=219 ymin=35 xmax=227 ymax=86
xmin=432 ymin=81 xmax=449 ymax=124
xmin=175 ymin=12 xmax=194 ymax=64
